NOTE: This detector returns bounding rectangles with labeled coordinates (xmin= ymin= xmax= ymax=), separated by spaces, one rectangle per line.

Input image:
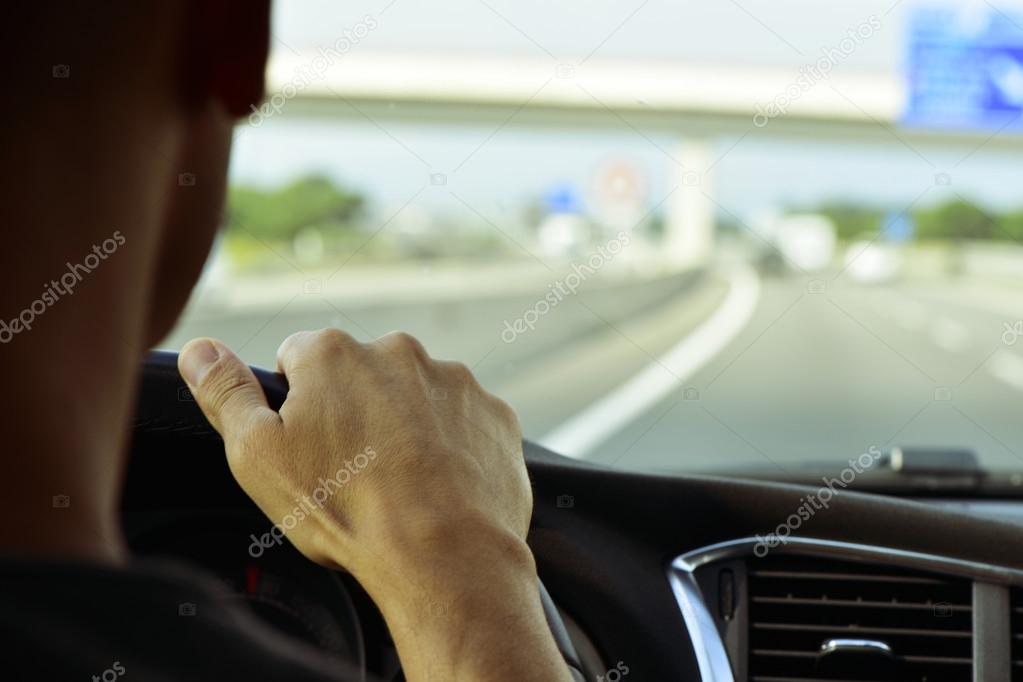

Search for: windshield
xmin=164 ymin=0 xmax=1023 ymax=476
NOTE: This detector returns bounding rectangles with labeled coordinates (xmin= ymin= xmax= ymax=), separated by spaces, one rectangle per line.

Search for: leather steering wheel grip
xmin=136 ymin=350 xmax=587 ymax=681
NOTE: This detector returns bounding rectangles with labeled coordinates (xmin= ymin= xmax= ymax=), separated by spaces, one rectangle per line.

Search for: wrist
xmin=369 ymin=538 xmax=570 ymax=681
xmin=351 ymin=512 xmax=537 ymax=611
xmin=342 ymin=514 xmax=574 ymax=680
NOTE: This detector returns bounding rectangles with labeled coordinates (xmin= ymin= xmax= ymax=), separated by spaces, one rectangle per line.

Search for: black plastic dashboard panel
xmin=522 ymin=441 xmax=1023 ymax=680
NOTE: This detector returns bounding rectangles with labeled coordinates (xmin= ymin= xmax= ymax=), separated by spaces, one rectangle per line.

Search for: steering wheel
xmin=134 ymin=350 xmax=586 ymax=681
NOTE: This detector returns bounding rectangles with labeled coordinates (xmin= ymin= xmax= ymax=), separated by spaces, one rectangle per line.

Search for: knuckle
xmin=315 ymin=327 xmax=356 ymax=347
xmin=482 ymin=391 xmax=520 ymax=431
xmin=307 ymin=328 xmax=358 ymax=358
xmin=386 ymin=330 xmax=419 ymax=348
xmin=433 ymin=359 xmax=479 ymax=390
xmin=496 ymin=398 xmax=521 ymax=433
xmin=446 ymin=361 xmax=475 ymax=384
xmin=380 ymin=331 xmax=428 ymax=359
xmin=279 ymin=330 xmax=313 ymax=355
xmin=278 ymin=330 xmax=316 ymax=364
xmin=279 ymin=329 xmax=360 ymax=376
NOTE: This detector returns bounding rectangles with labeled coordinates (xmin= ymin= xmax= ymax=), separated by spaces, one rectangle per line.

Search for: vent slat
xmin=752 ymin=595 xmax=970 ymax=611
xmin=753 ymin=622 xmax=971 ymax=638
xmin=751 ymin=569 xmax=946 ymax=585
xmin=753 ymin=649 xmax=820 ymax=658
xmin=902 ymin=655 xmax=972 ymax=664
xmin=1012 ymin=588 xmax=1022 ymax=682
xmin=748 ymin=554 xmax=973 ymax=682
xmin=753 ymin=649 xmax=971 ymax=665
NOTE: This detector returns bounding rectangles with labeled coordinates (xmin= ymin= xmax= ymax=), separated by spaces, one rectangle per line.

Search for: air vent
xmin=747 ymin=554 xmax=972 ymax=682
xmin=1012 ymin=588 xmax=1023 ymax=680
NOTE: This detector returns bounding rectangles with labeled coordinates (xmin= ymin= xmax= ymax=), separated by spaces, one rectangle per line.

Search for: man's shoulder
xmin=0 ymin=555 xmax=360 ymax=681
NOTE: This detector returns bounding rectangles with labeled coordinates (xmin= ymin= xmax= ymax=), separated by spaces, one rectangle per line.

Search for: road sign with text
xmin=904 ymin=5 xmax=1023 ymax=132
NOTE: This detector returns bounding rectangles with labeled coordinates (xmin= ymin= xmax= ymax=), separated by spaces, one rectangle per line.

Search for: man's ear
xmin=143 ymin=0 xmax=271 ymax=348
xmin=186 ymin=0 xmax=271 ymax=117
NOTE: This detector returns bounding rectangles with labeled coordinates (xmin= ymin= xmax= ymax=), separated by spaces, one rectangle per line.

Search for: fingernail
xmin=180 ymin=339 xmax=220 ymax=386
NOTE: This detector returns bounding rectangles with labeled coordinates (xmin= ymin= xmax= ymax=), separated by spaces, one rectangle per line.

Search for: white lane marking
xmin=929 ymin=316 xmax=970 ymax=353
xmin=539 ymin=265 xmax=762 ymax=459
xmin=989 ymin=350 xmax=1023 ymax=391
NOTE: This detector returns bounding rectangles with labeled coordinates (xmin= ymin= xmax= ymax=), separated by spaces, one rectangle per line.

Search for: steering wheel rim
xmin=134 ymin=350 xmax=586 ymax=680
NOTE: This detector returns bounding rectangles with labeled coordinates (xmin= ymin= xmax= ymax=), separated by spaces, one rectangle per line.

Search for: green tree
xmin=995 ymin=209 xmax=1023 ymax=242
xmin=227 ymin=175 xmax=364 ymax=242
xmin=914 ymin=199 xmax=995 ymax=241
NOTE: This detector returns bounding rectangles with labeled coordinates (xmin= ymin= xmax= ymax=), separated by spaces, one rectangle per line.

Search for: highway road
xmin=574 ymin=270 xmax=1023 ymax=475
xmin=163 ymin=266 xmax=1023 ymax=477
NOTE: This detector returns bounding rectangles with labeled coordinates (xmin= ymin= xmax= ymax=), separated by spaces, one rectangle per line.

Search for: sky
xmin=228 ymin=0 xmax=1023 ymax=223
xmin=271 ymin=0 xmax=908 ymax=68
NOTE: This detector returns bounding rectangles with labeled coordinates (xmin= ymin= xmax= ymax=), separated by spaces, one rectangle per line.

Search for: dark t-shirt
xmin=0 ymin=556 xmax=367 ymax=681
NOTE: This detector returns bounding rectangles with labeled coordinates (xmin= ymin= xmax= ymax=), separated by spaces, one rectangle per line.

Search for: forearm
xmin=355 ymin=524 xmax=575 ymax=682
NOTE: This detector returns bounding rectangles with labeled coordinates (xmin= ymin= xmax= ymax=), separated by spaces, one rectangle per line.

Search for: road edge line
xmin=539 ymin=264 xmax=762 ymax=459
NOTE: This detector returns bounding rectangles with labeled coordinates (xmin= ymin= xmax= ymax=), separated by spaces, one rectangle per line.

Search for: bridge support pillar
xmin=664 ymin=139 xmax=715 ymax=267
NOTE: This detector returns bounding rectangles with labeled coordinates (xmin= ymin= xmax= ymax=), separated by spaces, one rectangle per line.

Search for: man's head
xmin=0 ymin=1 xmax=270 ymax=560
xmin=2 ymin=0 xmax=270 ymax=344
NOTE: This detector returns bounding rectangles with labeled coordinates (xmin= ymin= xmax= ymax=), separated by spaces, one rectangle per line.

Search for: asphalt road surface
xmin=163 ymin=267 xmax=1023 ymax=476
xmin=578 ymin=270 xmax=1023 ymax=475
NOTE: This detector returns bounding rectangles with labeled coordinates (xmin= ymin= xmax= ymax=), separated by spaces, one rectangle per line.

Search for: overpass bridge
xmin=260 ymin=52 xmax=1023 ymax=265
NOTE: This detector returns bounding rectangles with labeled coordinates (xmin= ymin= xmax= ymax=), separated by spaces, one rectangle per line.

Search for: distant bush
xmin=804 ymin=197 xmax=1023 ymax=243
xmin=226 ymin=175 xmax=364 ymax=242
xmin=914 ymin=199 xmax=996 ymax=241
xmin=995 ymin=209 xmax=1023 ymax=242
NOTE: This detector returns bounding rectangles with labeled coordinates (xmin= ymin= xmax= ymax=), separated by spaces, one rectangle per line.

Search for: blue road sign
xmin=904 ymin=4 xmax=1023 ymax=132
xmin=544 ymin=182 xmax=582 ymax=214
xmin=882 ymin=211 xmax=915 ymax=243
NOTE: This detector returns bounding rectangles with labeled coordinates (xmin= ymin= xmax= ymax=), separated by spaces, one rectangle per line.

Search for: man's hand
xmin=178 ymin=330 xmax=573 ymax=682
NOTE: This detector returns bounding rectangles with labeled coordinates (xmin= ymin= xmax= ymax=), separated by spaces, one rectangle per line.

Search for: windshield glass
xmin=164 ymin=0 xmax=1023 ymax=476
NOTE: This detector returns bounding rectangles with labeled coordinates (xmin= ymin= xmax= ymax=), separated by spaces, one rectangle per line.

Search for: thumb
xmin=178 ymin=338 xmax=279 ymax=443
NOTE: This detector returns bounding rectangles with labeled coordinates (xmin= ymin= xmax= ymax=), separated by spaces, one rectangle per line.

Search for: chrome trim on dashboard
xmin=675 ymin=536 xmax=1023 ymax=584
xmin=667 ymin=536 xmax=1023 ymax=682
xmin=667 ymin=566 xmax=736 ymax=682
xmin=819 ymin=638 xmax=892 ymax=656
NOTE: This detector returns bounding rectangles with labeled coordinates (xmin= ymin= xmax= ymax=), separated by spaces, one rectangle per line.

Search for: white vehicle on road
xmin=752 ymin=212 xmax=837 ymax=273
xmin=844 ymin=238 xmax=902 ymax=283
